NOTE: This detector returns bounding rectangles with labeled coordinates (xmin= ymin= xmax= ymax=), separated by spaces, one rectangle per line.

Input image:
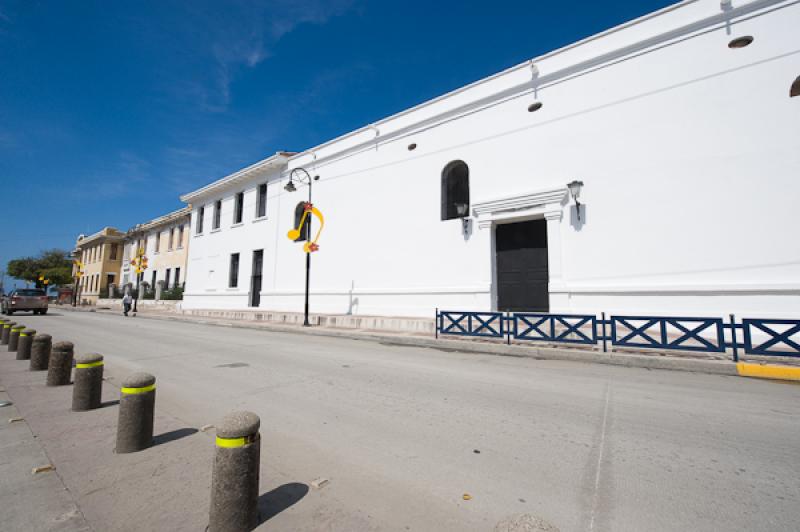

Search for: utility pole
xmin=131 ymin=247 xmax=148 ymax=314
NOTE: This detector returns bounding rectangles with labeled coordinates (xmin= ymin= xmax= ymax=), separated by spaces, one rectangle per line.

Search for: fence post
xmin=435 ymin=308 xmax=439 ymax=339
xmin=601 ymin=312 xmax=608 ymax=353
xmin=506 ymin=312 xmax=512 ymax=345
xmin=729 ymin=314 xmax=739 ymax=362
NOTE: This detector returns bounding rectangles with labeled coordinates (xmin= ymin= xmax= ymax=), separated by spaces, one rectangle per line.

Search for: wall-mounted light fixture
xmin=567 ymin=180 xmax=584 ymax=221
xmin=456 ymin=203 xmax=470 ymax=232
xmin=528 ymin=101 xmax=543 ymax=113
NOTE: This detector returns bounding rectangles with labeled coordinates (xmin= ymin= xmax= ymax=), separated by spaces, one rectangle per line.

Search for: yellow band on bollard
xmin=12 ymin=327 xmax=23 ymax=332
xmin=19 ymin=333 xmax=30 ymax=337
xmin=3 ymin=325 xmax=10 ymax=328
xmin=215 ymin=434 xmax=258 ymax=448
xmin=121 ymin=384 xmax=155 ymax=395
xmin=77 ymin=361 xmax=104 ymax=369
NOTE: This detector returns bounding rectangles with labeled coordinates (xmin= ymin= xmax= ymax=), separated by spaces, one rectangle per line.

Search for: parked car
xmin=2 ymin=288 xmax=49 ymax=315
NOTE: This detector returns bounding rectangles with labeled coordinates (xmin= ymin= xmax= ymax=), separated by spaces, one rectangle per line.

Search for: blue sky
xmin=0 ymin=0 xmax=672 ymax=288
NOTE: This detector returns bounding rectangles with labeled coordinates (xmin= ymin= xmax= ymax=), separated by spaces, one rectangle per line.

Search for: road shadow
xmin=100 ymin=399 xmax=120 ymax=409
xmin=258 ymin=482 xmax=309 ymax=524
xmin=152 ymin=427 xmax=198 ymax=447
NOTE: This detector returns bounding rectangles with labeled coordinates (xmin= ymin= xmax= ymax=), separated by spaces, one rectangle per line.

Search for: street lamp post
xmin=131 ymin=247 xmax=148 ymax=315
xmin=133 ymin=271 xmax=142 ymax=313
xmin=284 ymin=167 xmax=319 ymax=327
xmin=72 ymin=260 xmax=84 ymax=307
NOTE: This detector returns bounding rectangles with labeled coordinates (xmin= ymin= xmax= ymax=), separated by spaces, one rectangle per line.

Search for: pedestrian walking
xmin=122 ymin=292 xmax=132 ymax=317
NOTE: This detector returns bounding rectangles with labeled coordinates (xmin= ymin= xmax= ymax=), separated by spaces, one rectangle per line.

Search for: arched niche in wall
xmin=791 ymin=76 xmax=800 ymax=98
xmin=441 ymin=160 xmax=470 ymax=221
xmin=293 ymin=202 xmax=310 ymax=242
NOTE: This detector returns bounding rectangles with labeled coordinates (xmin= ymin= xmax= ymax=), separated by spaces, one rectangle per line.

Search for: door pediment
xmin=472 ymin=187 xmax=567 ymax=228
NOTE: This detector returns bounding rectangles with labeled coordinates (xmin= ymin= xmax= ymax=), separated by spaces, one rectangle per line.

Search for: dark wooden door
xmin=496 ymin=220 xmax=549 ymax=312
xmin=250 ymin=250 xmax=263 ymax=308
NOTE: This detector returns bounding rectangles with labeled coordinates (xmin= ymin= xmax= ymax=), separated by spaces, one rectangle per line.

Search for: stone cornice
xmin=75 ymin=227 xmax=125 ymax=248
xmin=180 ymin=152 xmax=293 ymax=204
xmin=126 ymin=206 xmax=191 ymax=236
xmin=472 ymin=188 xmax=567 ymax=217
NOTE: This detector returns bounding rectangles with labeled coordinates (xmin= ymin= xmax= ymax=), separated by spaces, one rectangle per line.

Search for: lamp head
xmin=567 ymin=180 xmax=584 ymax=201
xmin=284 ymin=180 xmax=296 ymax=193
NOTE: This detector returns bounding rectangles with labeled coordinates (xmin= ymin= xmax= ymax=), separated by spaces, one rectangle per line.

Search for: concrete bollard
xmin=1 ymin=321 xmax=14 ymax=345
xmin=72 ymin=353 xmax=104 ymax=411
xmin=46 ymin=341 xmax=74 ymax=386
xmin=209 ymin=411 xmax=261 ymax=532
xmin=8 ymin=324 xmax=24 ymax=352
xmin=115 ymin=373 xmax=156 ymax=453
xmin=16 ymin=329 xmax=36 ymax=360
xmin=30 ymin=334 xmax=52 ymax=371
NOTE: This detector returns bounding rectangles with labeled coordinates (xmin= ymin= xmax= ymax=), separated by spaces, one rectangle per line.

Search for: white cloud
xmin=185 ymin=0 xmax=356 ymax=111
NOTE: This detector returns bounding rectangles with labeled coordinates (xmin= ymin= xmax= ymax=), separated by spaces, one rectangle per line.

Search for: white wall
xmin=184 ymin=173 xmax=282 ymax=309
xmin=182 ymin=0 xmax=800 ymax=319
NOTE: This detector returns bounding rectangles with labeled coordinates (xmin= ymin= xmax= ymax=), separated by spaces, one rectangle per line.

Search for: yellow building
xmin=72 ymin=227 xmax=125 ymax=304
xmin=121 ymin=207 xmax=191 ymax=294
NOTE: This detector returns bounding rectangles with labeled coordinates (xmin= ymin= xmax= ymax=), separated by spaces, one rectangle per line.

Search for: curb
xmin=737 ymin=362 xmax=800 ymax=381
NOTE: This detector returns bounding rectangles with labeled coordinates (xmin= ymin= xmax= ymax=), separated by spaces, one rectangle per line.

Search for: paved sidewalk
xmin=0 ymin=355 xmax=216 ymax=532
xmin=0 ymin=379 xmax=90 ymax=531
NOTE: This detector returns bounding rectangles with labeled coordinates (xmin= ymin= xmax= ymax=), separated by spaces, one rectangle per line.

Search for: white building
xmin=181 ymin=0 xmax=800 ymax=319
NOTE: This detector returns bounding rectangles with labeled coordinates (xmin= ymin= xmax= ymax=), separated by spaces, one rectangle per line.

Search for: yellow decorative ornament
xmin=287 ymin=202 xmax=325 ymax=253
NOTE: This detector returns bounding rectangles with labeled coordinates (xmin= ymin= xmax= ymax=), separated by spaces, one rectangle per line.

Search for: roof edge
xmin=126 ymin=206 xmax=192 ymax=235
xmin=180 ymin=152 xmax=293 ymax=203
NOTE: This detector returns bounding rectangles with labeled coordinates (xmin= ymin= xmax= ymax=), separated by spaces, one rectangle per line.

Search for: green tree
xmin=6 ymin=249 xmax=73 ymax=287
xmin=6 ymin=257 xmax=38 ymax=282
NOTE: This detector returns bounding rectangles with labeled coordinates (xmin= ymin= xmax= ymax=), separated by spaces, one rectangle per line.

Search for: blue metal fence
xmin=438 ymin=311 xmax=505 ymax=338
xmin=514 ymin=313 xmax=597 ymax=345
xmin=742 ymin=319 xmax=800 ymax=357
xmin=610 ymin=316 xmax=725 ymax=353
xmin=435 ymin=309 xmax=800 ymax=360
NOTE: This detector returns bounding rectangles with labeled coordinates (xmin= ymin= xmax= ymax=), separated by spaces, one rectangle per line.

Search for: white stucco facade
xmin=181 ymin=0 xmax=800 ymax=319
xmin=121 ymin=207 xmax=191 ymax=291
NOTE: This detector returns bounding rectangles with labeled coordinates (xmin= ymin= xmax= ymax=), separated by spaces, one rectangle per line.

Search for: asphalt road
xmin=9 ymin=309 xmax=800 ymax=531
